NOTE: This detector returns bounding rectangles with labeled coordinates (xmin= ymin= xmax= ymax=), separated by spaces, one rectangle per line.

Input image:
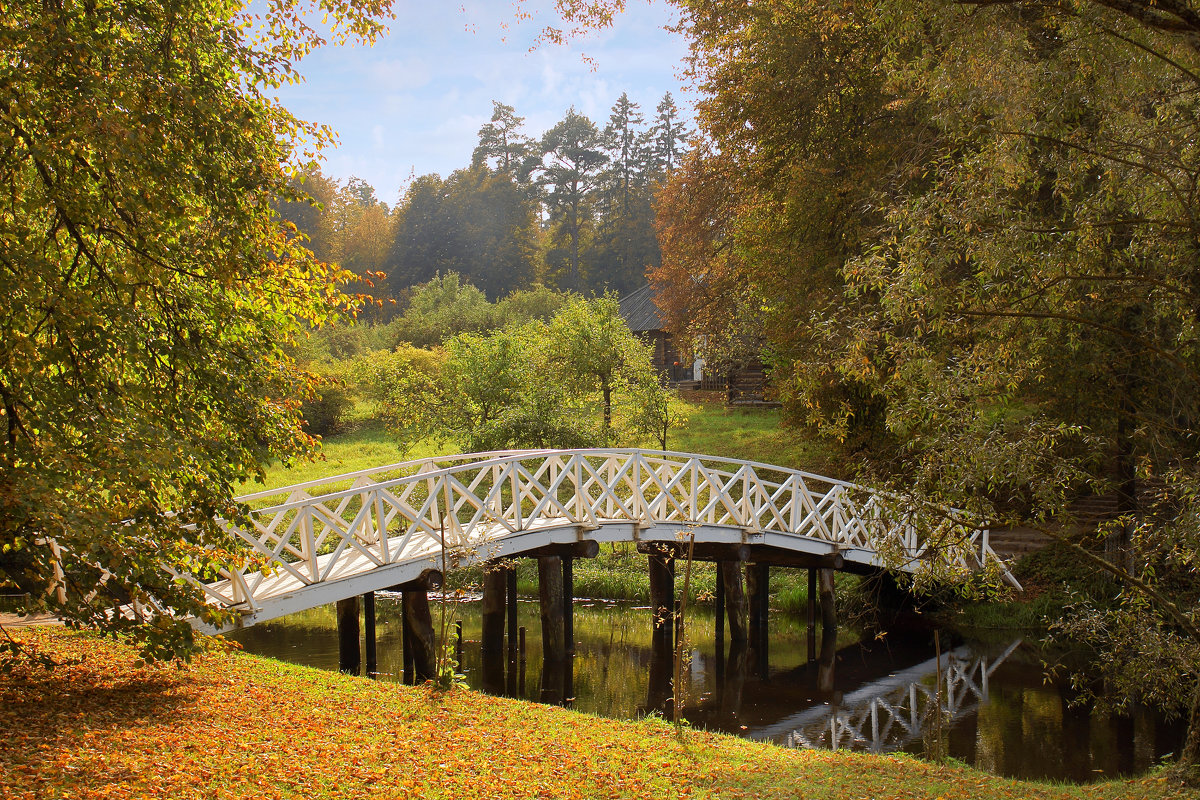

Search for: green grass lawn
xmin=2 ymin=629 xmax=1193 ymax=800
xmin=666 ymin=393 xmax=833 ymax=474
xmin=246 ymin=392 xmax=833 ymax=498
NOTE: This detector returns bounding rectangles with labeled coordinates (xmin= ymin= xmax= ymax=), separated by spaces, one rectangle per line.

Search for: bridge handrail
xmin=238 ymin=448 xmax=905 ymax=518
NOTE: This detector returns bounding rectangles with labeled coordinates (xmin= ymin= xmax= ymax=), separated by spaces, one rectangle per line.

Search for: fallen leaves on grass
xmin=0 ymin=630 xmax=1194 ymax=800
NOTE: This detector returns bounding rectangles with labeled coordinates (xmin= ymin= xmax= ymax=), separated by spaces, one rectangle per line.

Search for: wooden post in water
xmin=481 ymin=562 xmax=507 ymax=695
xmin=401 ymin=598 xmax=414 ymax=684
xmin=518 ymin=626 xmax=527 ymax=696
xmin=562 ymin=556 xmax=575 ymax=655
xmin=746 ymin=563 xmax=761 ymax=650
xmin=648 ymin=547 xmax=675 ymax=651
xmin=336 ymin=595 xmax=361 ymax=676
xmin=363 ymin=591 xmax=377 ymax=678
xmin=402 ymin=588 xmax=436 ymax=683
xmin=720 ymin=560 xmax=748 ymax=642
xmin=755 ymin=562 xmax=769 ymax=679
xmin=481 ymin=562 xmax=507 ymax=655
xmin=807 ymin=568 xmax=817 ymax=662
xmin=391 ymin=569 xmax=442 ymax=685
xmin=819 ymin=568 xmax=837 ymax=635
xmin=505 ymin=563 xmax=519 ymax=695
xmin=714 ymin=561 xmax=725 ymax=661
xmin=506 ymin=564 xmax=518 ymax=651
xmin=538 ymin=556 xmax=565 ymax=663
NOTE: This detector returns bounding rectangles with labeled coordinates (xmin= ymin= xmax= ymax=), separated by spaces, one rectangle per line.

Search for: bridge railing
xmin=191 ymin=449 xmax=1012 ymax=618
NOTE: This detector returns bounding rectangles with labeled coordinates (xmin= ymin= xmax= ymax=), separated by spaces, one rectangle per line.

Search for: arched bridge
xmin=188 ymin=449 xmax=1017 ymax=629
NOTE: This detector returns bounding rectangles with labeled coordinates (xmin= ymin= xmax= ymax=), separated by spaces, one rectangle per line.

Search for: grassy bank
xmin=248 ymin=395 xmax=829 ymax=496
xmin=2 ymin=629 xmax=1191 ymax=800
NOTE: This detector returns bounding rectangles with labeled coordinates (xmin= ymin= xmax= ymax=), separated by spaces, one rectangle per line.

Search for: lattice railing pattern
xmin=782 ymin=641 xmax=1022 ymax=754
xmin=191 ymin=449 xmax=1010 ymax=618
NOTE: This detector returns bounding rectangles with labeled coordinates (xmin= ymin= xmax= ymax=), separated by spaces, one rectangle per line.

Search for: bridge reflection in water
xmin=644 ymin=623 xmax=1023 ymax=754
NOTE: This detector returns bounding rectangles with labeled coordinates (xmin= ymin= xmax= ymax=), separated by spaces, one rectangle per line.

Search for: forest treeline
xmin=277 ymin=92 xmax=690 ymax=310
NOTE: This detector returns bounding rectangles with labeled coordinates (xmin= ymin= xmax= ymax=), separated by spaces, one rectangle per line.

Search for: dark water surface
xmin=229 ymin=596 xmax=1184 ymax=783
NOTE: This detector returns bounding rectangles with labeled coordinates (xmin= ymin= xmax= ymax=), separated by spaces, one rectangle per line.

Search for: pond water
xmin=228 ymin=596 xmax=1184 ymax=783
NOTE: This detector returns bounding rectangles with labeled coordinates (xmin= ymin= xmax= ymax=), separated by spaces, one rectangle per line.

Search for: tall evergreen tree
xmin=593 ymin=93 xmax=659 ymax=295
xmin=539 ymin=108 xmax=608 ymax=292
xmin=472 ymin=101 xmax=534 ymax=179
xmin=645 ymin=92 xmax=692 ymax=177
xmin=601 ymin=92 xmax=646 ymax=214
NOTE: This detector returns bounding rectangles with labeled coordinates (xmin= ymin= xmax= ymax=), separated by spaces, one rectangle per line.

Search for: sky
xmin=274 ymin=1 xmax=694 ymax=205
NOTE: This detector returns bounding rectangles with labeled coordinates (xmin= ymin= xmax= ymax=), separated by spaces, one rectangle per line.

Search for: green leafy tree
xmin=447 ymin=165 xmax=540 ymax=299
xmin=0 ymin=0 xmax=390 ymax=661
xmin=384 ymin=272 xmax=494 ymax=348
xmin=493 ymin=284 xmax=573 ymax=327
xmin=365 ymin=345 xmax=446 ymax=450
xmin=383 ymin=174 xmax=457 ymax=297
xmin=276 ymin=165 xmax=340 ymax=263
xmin=376 ymin=296 xmax=670 ymax=451
xmin=545 ymin=295 xmax=660 ymax=440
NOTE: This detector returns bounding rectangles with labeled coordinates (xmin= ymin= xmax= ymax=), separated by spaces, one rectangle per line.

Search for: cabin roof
xmin=619 ymin=284 xmax=665 ymax=334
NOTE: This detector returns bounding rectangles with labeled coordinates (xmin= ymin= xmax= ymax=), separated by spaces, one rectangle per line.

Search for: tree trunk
xmin=602 ymin=382 xmax=612 ymax=434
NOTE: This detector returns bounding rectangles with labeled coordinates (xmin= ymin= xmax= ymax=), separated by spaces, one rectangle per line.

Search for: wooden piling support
xmin=538 ymin=556 xmax=565 ymax=663
xmin=518 ymin=626 xmax=527 ymax=696
xmin=647 ymin=547 xmax=674 ymax=650
xmin=746 ymin=563 xmax=761 ymax=649
xmin=336 ymin=596 xmax=360 ymax=676
xmin=755 ymin=562 xmax=769 ymax=679
xmin=363 ymin=591 xmax=377 ymax=678
xmin=562 ymin=556 xmax=575 ymax=655
xmin=714 ymin=561 xmax=726 ymax=656
xmin=401 ymin=599 xmax=414 ymax=684
xmin=402 ymin=588 xmax=436 ymax=683
xmin=506 ymin=563 xmax=518 ymax=651
xmin=819 ymin=567 xmax=837 ymax=634
xmin=807 ymin=568 xmax=817 ymax=662
xmin=720 ymin=560 xmax=748 ymax=642
xmin=818 ymin=622 xmax=838 ymax=694
xmin=646 ymin=616 xmax=673 ymax=714
xmin=481 ymin=562 xmax=507 ymax=654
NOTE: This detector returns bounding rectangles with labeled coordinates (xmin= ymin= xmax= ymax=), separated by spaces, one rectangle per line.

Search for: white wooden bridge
xmin=185 ymin=449 xmax=1016 ymax=630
